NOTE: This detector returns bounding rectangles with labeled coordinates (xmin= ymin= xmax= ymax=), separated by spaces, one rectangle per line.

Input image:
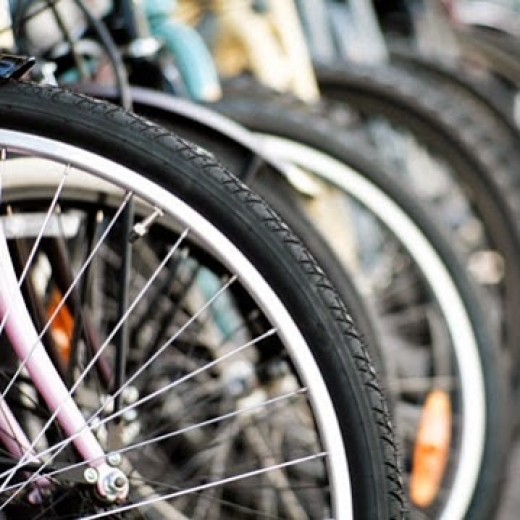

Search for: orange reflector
xmin=46 ymin=289 xmax=74 ymax=364
xmin=410 ymin=389 xmax=452 ymax=508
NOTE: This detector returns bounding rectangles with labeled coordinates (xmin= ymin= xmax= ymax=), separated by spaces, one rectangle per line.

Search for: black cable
xmin=71 ymin=0 xmax=133 ymax=110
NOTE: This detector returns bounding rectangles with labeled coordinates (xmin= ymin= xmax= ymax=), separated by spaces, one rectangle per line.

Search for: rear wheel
xmin=207 ymin=96 xmax=509 ymax=520
xmin=316 ymin=63 xmax=520 ymax=402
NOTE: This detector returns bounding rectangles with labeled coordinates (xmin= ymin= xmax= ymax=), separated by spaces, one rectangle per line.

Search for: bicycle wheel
xmin=0 ymin=79 xmax=404 ymax=518
xmin=198 ymin=97 xmax=509 ymax=520
xmin=314 ymin=62 xmax=520 ymax=396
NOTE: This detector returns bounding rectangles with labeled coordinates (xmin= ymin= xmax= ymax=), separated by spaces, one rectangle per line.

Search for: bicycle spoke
xmin=0 ymin=190 xmax=132 ymax=403
xmin=0 ymin=192 xmax=134 ymax=502
xmin=0 ymin=388 xmax=307 ymax=495
xmin=2 ymin=324 xmax=279 ymax=497
xmin=0 ymin=225 xmax=189 ymax=504
xmin=78 ymin=453 xmax=327 ymax=520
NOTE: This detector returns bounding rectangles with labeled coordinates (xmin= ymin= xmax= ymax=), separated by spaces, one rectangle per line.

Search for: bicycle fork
xmin=0 ymin=168 xmax=128 ymax=504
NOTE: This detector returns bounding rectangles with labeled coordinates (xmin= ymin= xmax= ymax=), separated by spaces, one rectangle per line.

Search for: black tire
xmin=125 ymin=95 xmax=388 ymax=381
xmin=0 ymin=80 xmax=404 ymax=519
xmin=207 ymin=95 xmax=510 ymax=520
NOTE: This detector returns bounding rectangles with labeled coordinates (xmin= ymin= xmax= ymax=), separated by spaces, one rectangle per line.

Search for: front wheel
xmin=0 ymin=80 xmax=404 ymax=519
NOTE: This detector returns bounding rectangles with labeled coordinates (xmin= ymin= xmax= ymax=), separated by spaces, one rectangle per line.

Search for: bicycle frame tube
xmin=144 ymin=0 xmax=222 ymax=101
xmin=296 ymin=0 xmax=389 ymax=64
xmin=0 ymin=0 xmax=127 ymax=491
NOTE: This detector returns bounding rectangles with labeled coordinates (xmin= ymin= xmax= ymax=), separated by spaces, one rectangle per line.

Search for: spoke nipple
xmin=129 ymin=207 xmax=163 ymax=243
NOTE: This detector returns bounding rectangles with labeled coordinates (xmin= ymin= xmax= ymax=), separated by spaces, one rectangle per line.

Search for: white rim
xmin=0 ymin=129 xmax=353 ymax=518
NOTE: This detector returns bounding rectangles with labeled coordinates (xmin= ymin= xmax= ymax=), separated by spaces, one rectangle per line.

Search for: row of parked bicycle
xmin=0 ymin=0 xmax=519 ymax=518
